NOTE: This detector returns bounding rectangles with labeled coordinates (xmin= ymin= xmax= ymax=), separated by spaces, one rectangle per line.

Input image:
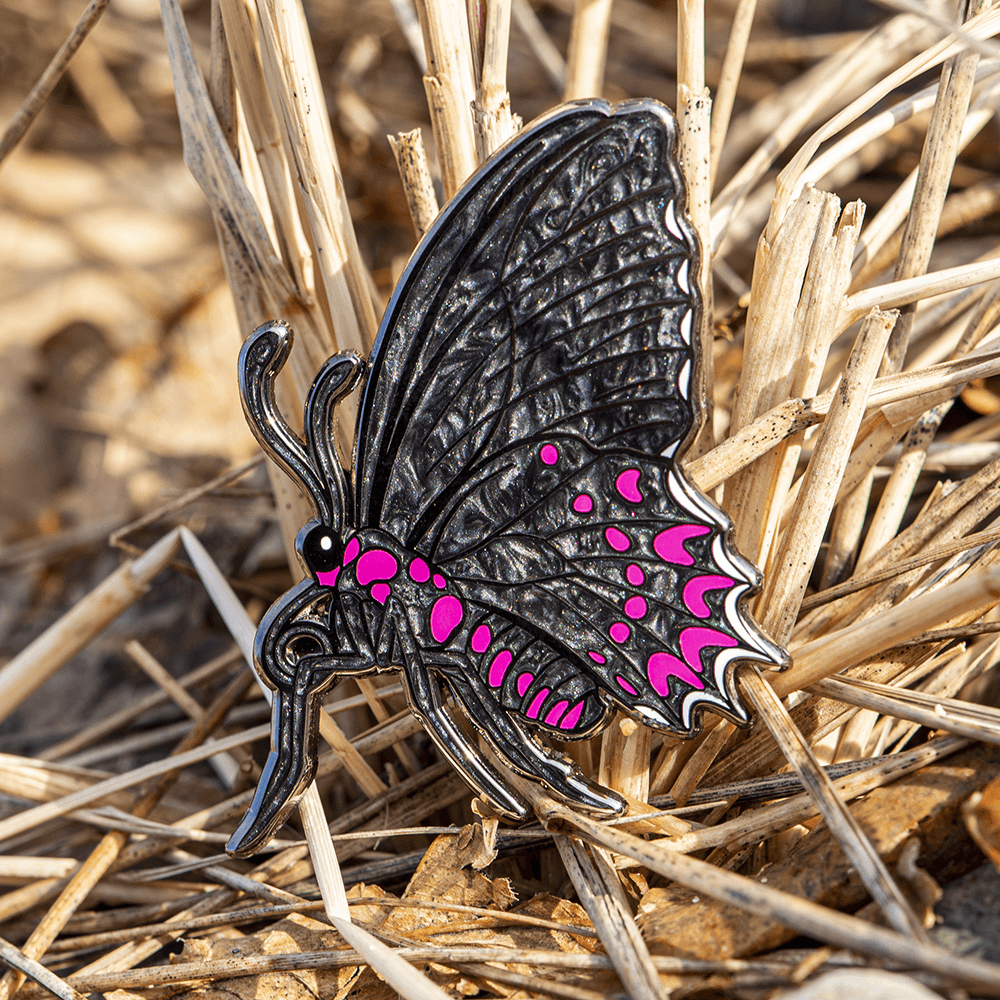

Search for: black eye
xmin=298 ymin=522 xmax=343 ymax=575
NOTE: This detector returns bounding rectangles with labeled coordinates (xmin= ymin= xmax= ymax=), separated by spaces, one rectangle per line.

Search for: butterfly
xmin=226 ymin=98 xmax=787 ymax=857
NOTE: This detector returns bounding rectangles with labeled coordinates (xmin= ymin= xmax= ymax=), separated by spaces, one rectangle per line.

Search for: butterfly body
xmin=227 ymin=99 xmax=787 ymax=858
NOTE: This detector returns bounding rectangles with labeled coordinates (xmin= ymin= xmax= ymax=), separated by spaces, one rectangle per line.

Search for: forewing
xmin=354 ymin=100 xmax=697 ymax=552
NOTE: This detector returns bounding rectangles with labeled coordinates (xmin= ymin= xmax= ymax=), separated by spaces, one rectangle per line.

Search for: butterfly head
xmin=296 ymin=517 xmax=345 ymax=584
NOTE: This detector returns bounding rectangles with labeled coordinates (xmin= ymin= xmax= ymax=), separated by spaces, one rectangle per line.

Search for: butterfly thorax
xmin=318 ymin=528 xmax=471 ymax=658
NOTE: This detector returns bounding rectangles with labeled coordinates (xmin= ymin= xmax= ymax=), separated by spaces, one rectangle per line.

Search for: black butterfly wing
xmin=435 ymin=441 xmax=784 ymax=735
xmin=355 ymin=99 xmax=698 ymax=547
xmin=352 ymin=98 xmax=784 ymax=750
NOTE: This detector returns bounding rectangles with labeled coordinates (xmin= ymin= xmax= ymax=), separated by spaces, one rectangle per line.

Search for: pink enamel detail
xmin=647 ymin=651 xmax=704 ymax=694
xmin=516 ymin=672 xmax=533 ymax=696
xmin=370 ymin=583 xmax=390 ymax=605
xmin=680 ymin=626 xmax=738 ymax=671
xmin=488 ymin=650 xmax=512 ymax=687
xmin=526 ymin=688 xmax=550 ymax=719
xmin=573 ymin=493 xmax=594 ymax=514
xmin=616 ymin=675 xmax=638 ymax=696
xmin=616 ymin=468 xmax=643 ymax=503
xmin=430 ymin=595 xmax=463 ymax=643
xmin=560 ymin=701 xmax=585 ymax=730
xmin=624 ymin=595 xmax=647 ymax=619
xmin=540 ymin=444 xmax=559 ymax=465
xmin=433 ymin=573 xmax=447 ymax=589
xmin=343 ymin=537 xmax=360 ymax=565
xmin=588 ymin=651 xmax=606 ymax=664
xmin=356 ymin=549 xmax=398 ymax=586
xmin=544 ymin=700 xmax=569 ymax=727
xmin=683 ymin=575 xmax=734 ymax=618
xmin=626 ymin=563 xmax=645 ymax=586
xmin=408 ymin=557 xmax=430 ymax=583
xmin=605 ymin=526 xmax=631 ymax=552
xmin=471 ymin=624 xmax=492 ymax=654
xmin=653 ymin=524 xmax=710 ymax=565
xmin=610 ymin=622 xmax=631 ymax=643
xmin=316 ymin=567 xmax=340 ymax=588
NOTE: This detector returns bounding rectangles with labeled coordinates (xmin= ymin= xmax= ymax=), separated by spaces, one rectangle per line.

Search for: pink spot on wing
xmin=572 ymin=493 xmax=594 ymax=514
xmin=617 ymin=676 xmax=638 ymax=696
xmin=560 ymin=700 xmax=585 ymax=730
xmin=545 ymin=700 xmax=569 ymax=726
xmin=488 ymin=650 xmax=512 ymax=687
xmin=683 ymin=575 xmax=735 ymax=618
xmin=605 ymin=526 xmax=631 ymax=552
xmin=626 ymin=563 xmax=645 ymax=586
xmin=433 ymin=574 xmax=447 ymax=589
xmin=624 ymin=595 xmax=647 ymax=619
xmin=430 ymin=595 xmax=463 ymax=643
xmin=680 ymin=626 xmax=738 ymax=671
xmin=540 ymin=444 xmax=559 ymax=465
xmin=471 ymin=624 xmax=492 ymax=654
xmin=654 ymin=524 xmax=710 ymax=565
xmin=370 ymin=583 xmax=390 ymax=605
xmin=610 ymin=622 xmax=631 ymax=643
xmin=516 ymin=672 xmax=533 ymax=697
xmin=316 ymin=567 xmax=340 ymax=588
xmin=616 ymin=468 xmax=643 ymax=503
xmin=408 ymin=557 xmax=430 ymax=583
xmin=526 ymin=688 xmax=550 ymax=719
xmin=647 ymin=651 xmax=704 ymax=695
xmin=356 ymin=549 xmax=398 ymax=586
xmin=588 ymin=651 xmax=606 ymax=664
xmin=343 ymin=537 xmax=359 ymax=565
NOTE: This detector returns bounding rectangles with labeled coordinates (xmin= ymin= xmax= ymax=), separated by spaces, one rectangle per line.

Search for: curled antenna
xmin=304 ymin=351 xmax=365 ymax=536
xmin=238 ymin=322 xmax=335 ymax=525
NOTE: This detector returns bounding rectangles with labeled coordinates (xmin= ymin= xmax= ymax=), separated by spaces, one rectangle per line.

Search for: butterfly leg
xmin=442 ymin=669 xmax=626 ymax=817
xmin=398 ymin=646 xmax=532 ymax=818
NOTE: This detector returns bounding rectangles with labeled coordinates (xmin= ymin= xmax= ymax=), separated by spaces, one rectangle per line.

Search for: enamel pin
xmin=227 ymin=99 xmax=786 ymax=857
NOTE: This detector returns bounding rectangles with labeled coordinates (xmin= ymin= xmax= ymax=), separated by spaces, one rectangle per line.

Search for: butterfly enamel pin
xmin=227 ymin=99 xmax=787 ymax=857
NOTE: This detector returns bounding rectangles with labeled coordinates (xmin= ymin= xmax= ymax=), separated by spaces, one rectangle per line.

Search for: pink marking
xmin=573 ymin=493 xmax=594 ymax=514
xmin=617 ymin=676 xmax=638 ymax=696
xmin=680 ymin=626 xmax=738 ymax=672
xmin=343 ymin=537 xmax=359 ymax=565
xmin=370 ymin=583 xmax=390 ymax=605
xmin=488 ymin=650 xmax=512 ymax=687
xmin=540 ymin=444 xmax=559 ymax=465
xmin=653 ymin=524 xmax=710 ymax=565
xmin=610 ymin=622 xmax=631 ymax=643
xmin=616 ymin=468 xmax=643 ymax=503
xmin=647 ymin=651 xmax=704 ymax=695
xmin=560 ymin=700 xmax=585 ymax=730
xmin=433 ymin=574 xmax=447 ymax=589
xmin=316 ymin=567 xmax=340 ymax=588
xmin=544 ymin=700 xmax=569 ymax=727
xmin=356 ymin=549 xmax=398 ymax=586
xmin=430 ymin=595 xmax=463 ymax=643
xmin=526 ymin=688 xmax=550 ymax=719
xmin=626 ymin=563 xmax=645 ymax=586
xmin=516 ymin=672 xmax=533 ymax=697
xmin=624 ymin=595 xmax=647 ymax=619
xmin=588 ymin=651 xmax=606 ymax=664
xmin=683 ymin=575 xmax=734 ymax=618
xmin=408 ymin=557 xmax=430 ymax=583
xmin=471 ymin=624 xmax=492 ymax=654
xmin=605 ymin=526 xmax=631 ymax=552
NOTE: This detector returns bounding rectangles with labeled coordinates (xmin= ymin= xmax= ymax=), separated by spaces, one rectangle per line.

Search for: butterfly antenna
xmin=238 ymin=322 xmax=335 ymax=525
xmin=303 ymin=351 xmax=365 ymax=535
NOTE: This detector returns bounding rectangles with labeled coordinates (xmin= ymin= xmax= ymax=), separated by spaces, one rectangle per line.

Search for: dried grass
xmin=3 ymin=0 xmax=1000 ymax=997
